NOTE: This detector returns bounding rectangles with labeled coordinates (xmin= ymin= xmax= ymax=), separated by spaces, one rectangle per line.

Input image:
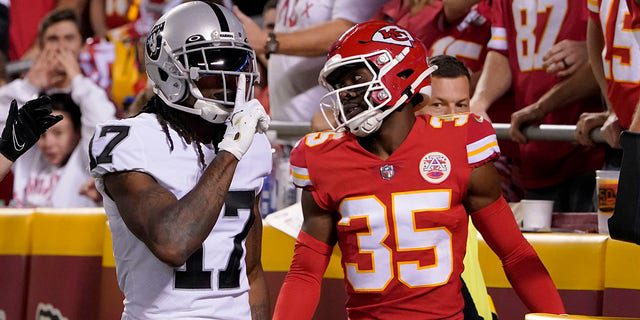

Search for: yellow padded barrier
xmin=604 ymin=239 xmax=640 ymax=290
xmin=30 ymin=208 xmax=107 ymax=256
xmin=0 ymin=209 xmax=34 ymax=255
xmin=262 ymin=224 xmax=343 ymax=279
xmin=526 ymin=313 xmax=640 ymax=320
xmin=102 ymin=222 xmax=116 ymax=268
xmin=479 ymin=233 xmax=609 ymax=290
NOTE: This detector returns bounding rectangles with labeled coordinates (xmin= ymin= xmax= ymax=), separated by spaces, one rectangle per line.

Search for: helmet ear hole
xmin=159 ymin=69 xmax=169 ymax=81
xmin=397 ymin=69 xmax=414 ymax=79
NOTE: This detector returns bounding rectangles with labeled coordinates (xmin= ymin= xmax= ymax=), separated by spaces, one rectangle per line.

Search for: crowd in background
xmin=0 ymin=0 xmax=637 ymax=215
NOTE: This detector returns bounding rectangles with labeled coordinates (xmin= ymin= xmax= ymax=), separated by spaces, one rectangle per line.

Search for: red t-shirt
xmin=428 ymin=0 xmax=492 ymax=72
xmin=290 ymin=114 xmax=500 ymax=319
xmin=487 ymin=0 xmax=604 ymax=189
xmin=8 ymin=0 xmax=55 ymax=60
xmin=374 ymin=0 xmax=446 ymax=48
xmin=589 ymin=0 xmax=640 ymax=129
xmin=626 ymin=0 xmax=640 ymax=43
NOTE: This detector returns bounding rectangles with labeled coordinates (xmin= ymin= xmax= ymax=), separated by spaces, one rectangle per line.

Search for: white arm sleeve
xmin=332 ymin=0 xmax=387 ymax=23
xmin=70 ymin=75 xmax=117 ymax=150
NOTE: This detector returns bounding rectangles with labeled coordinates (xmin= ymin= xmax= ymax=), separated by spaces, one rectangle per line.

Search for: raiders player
xmin=89 ymin=2 xmax=271 ymax=319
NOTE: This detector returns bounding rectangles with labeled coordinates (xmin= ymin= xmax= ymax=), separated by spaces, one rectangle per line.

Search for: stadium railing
xmin=268 ymin=120 xmax=606 ymax=143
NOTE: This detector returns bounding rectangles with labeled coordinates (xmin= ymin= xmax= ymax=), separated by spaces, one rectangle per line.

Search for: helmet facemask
xmin=319 ymin=50 xmax=396 ymax=137
xmin=150 ymin=37 xmax=259 ymax=123
xmin=174 ymin=40 xmax=259 ymax=107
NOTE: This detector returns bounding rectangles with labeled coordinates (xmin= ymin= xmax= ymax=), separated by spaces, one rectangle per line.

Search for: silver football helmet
xmin=144 ymin=1 xmax=259 ymax=123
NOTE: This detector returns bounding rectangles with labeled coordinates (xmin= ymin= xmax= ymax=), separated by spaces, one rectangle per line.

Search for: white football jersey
xmin=90 ymin=113 xmax=271 ymax=320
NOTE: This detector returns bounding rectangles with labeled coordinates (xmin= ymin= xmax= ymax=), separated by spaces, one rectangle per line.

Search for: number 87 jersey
xmin=290 ymin=114 xmax=500 ymax=319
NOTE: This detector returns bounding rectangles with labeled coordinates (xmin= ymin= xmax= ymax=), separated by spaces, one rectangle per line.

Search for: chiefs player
xmin=273 ymin=21 xmax=564 ymax=319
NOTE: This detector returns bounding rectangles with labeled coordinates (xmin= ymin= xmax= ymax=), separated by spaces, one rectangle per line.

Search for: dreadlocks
xmin=139 ymin=96 xmax=208 ymax=167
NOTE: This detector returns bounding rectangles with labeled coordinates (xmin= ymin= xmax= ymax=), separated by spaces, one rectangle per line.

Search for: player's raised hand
xmin=218 ymin=74 xmax=270 ymax=160
xmin=0 ymin=97 xmax=63 ymax=161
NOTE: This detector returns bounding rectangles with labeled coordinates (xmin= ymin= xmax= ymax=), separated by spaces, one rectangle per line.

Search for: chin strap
xmin=153 ymin=87 xmax=229 ymax=124
xmin=350 ymin=64 xmax=439 ymax=137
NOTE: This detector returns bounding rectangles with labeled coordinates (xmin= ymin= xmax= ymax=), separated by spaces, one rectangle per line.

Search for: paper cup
xmin=521 ymin=199 xmax=554 ymax=230
xmin=596 ymin=170 xmax=619 ymax=235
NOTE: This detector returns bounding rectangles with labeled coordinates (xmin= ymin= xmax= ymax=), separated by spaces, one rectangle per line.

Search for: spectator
xmin=421 ymin=54 xmax=471 ymax=116
xmin=0 ymin=9 xmax=116 ymax=207
xmin=575 ymin=0 xmax=640 ymax=150
xmin=254 ymin=0 xmax=278 ymax=114
xmin=627 ymin=0 xmax=640 ymax=134
xmin=11 ymin=93 xmax=109 ymax=207
xmin=235 ymin=0 xmax=386 ymax=122
xmin=9 ymin=0 xmax=86 ymax=60
xmin=375 ymin=0 xmax=474 ymax=50
xmin=471 ymin=0 xmax=604 ymax=212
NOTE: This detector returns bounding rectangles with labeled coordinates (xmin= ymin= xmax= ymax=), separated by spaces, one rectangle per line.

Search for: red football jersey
xmin=373 ymin=0 xmax=446 ymax=48
xmin=429 ymin=0 xmax=492 ymax=72
xmin=589 ymin=0 xmax=640 ymax=128
xmin=487 ymin=0 xmax=604 ymax=189
xmin=626 ymin=0 xmax=640 ymax=43
xmin=290 ymin=114 xmax=500 ymax=319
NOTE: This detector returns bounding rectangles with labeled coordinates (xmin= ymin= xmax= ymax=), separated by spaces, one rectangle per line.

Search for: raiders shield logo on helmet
xmin=146 ymin=21 xmax=165 ymax=61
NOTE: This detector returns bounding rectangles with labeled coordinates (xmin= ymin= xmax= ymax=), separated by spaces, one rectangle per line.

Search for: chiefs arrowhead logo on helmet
xmin=372 ymin=26 xmax=414 ymax=47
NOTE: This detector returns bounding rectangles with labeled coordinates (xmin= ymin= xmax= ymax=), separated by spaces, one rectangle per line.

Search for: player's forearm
xmin=151 ymin=151 xmax=239 ymax=266
xmin=503 ymin=250 xmax=566 ymax=313
xmin=276 ymin=19 xmax=355 ymax=57
xmin=248 ymin=266 xmax=270 ymax=320
xmin=534 ymin=62 xmax=599 ymax=115
xmin=273 ymin=230 xmax=332 ymax=320
xmin=471 ymin=51 xmax=512 ymax=113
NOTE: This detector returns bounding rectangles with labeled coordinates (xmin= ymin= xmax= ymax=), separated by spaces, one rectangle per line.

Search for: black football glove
xmin=0 ymin=97 xmax=63 ymax=162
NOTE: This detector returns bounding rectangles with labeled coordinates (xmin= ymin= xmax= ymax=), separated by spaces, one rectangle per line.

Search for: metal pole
xmin=270 ymin=120 xmax=607 ymax=143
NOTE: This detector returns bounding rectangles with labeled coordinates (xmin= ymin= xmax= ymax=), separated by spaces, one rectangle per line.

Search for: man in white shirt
xmin=0 ymin=9 xmax=116 ymax=207
xmin=235 ymin=0 xmax=386 ymax=122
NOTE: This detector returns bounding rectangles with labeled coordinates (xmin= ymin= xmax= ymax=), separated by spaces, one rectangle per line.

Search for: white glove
xmin=218 ymin=74 xmax=270 ymax=160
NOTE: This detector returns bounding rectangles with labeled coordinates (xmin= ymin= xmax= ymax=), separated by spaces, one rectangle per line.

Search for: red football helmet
xmin=318 ymin=21 xmax=436 ymax=137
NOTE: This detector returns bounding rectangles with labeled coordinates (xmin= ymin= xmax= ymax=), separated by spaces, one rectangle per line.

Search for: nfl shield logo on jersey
xmin=380 ymin=164 xmax=395 ymax=180
xmin=420 ymin=152 xmax=451 ymax=184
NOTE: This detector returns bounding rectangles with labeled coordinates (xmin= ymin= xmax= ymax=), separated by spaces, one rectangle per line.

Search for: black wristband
xmin=265 ymin=32 xmax=279 ymax=59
